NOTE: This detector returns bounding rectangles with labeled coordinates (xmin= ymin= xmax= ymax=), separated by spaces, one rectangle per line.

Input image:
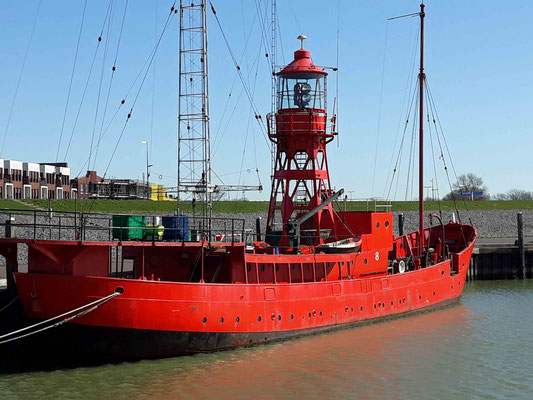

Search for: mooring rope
xmin=0 ymin=290 xmax=121 ymax=345
xmin=0 ymin=296 xmax=18 ymax=314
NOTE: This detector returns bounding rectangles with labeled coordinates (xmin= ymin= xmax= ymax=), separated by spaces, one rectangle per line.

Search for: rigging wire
xmin=425 ymin=85 xmax=442 ymax=213
xmin=93 ymin=3 xmax=178 ymax=188
xmin=212 ymin=28 xmax=264 ymax=158
xmin=425 ymin=79 xmax=473 ymax=225
xmin=285 ymin=0 xmax=303 ymax=34
xmin=55 ymin=0 xmax=88 ymax=162
xmin=334 ymin=0 xmax=340 ymax=147
xmin=92 ymin=0 xmax=130 ymax=170
xmin=371 ymin=21 xmax=388 ymax=197
xmin=1 ymin=0 xmax=43 ymax=159
xmin=386 ymin=83 xmax=418 ymax=199
xmin=75 ymin=1 xmax=176 ymax=180
xmin=253 ymin=0 xmax=273 ymax=71
xmin=383 ymin=24 xmax=419 ymax=197
xmin=89 ymin=0 xmax=115 ymax=170
xmin=209 ymin=1 xmax=271 ymax=151
xmin=150 ymin=0 xmax=158 ymax=163
xmin=275 ymin=11 xmax=285 ymax=65
xmin=211 ymin=4 xmax=261 ymax=151
xmin=63 ymin=2 xmax=114 ymax=161
xmin=238 ymin=44 xmax=263 ymax=191
xmin=405 ymin=97 xmax=418 ymax=200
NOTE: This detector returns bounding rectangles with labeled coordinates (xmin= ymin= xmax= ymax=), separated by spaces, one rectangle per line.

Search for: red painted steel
xmin=2 ymin=29 xmax=477 ymax=359
xmin=266 ymin=46 xmax=336 ymax=248
xmin=13 ymin=225 xmax=474 ymax=336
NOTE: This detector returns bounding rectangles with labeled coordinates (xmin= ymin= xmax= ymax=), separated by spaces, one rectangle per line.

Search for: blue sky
xmin=1 ymin=0 xmax=532 ymax=200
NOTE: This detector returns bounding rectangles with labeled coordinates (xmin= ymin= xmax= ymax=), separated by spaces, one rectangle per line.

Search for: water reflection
xmin=2 ymin=281 xmax=533 ymax=400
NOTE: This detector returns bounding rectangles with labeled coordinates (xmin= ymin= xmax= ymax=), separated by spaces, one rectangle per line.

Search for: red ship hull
xmin=11 ymin=222 xmax=475 ymax=360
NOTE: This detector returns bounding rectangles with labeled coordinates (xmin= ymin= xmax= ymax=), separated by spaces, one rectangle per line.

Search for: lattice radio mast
xmin=270 ymin=0 xmax=277 ymax=178
xmin=177 ymin=1 xmax=212 ymax=221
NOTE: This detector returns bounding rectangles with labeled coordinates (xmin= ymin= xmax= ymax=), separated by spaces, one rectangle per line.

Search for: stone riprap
xmin=0 ymin=209 xmax=531 ymax=271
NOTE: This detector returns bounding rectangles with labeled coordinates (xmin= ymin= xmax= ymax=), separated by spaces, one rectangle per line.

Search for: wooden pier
xmin=468 ymin=237 xmax=533 ymax=281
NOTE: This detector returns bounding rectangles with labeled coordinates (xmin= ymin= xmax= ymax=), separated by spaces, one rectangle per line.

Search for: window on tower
xmin=278 ymin=73 xmax=326 ymax=110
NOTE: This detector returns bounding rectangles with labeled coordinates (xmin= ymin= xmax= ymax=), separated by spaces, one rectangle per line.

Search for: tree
xmin=443 ymin=173 xmax=488 ymax=200
xmin=493 ymin=189 xmax=533 ymax=201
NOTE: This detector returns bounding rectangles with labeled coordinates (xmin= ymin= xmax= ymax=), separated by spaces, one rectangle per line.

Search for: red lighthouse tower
xmin=266 ymin=37 xmax=338 ymax=250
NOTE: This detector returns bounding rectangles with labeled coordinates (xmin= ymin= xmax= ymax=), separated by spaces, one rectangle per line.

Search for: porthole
xmin=360 ymin=306 xmax=363 ymax=311
xmin=419 ymin=295 xmax=422 ymax=300
xmin=236 ymin=317 xmax=240 ymax=323
xmin=441 ymin=270 xmax=444 ymax=276
xmin=258 ymin=316 xmax=262 ymax=322
xmin=308 ymin=312 xmax=311 ymax=318
xmin=373 ymin=304 xmax=377 ymax=309
xmin=271 ymin=313 xmax=276 ymax=320
xmin=219 ymin=317 xmax=224 ymax=323
xmin=376 ymin=221 xmax=380 ymax=228
xmin=290 ymin=314 xmax=294 ymax=319
xmin=451 ymin=285 xmax=454 ymax=290
xmin=364 ymin=258 xmax=368 ymax=264
xmin=320 ymin=311 xmax=323 ymax=316
xmin=345 ymin=306 xmax=349 ymax=312
xmin=433 ymin=291 xmax=436 ymax=296
xmin=278 ymin=315 xmax=281 ymax=320
xmin=391 ymin=301 xmax=393 ymax=306
xmin=350 ymin=307 xmax=353 ymax=313
xmin=202 ymin=317 xmax=207 ymax=323
xmin=385 ymin=221 xmax=389 ymax=228
xmin=399 ymin=299 xmax=402 ymax=304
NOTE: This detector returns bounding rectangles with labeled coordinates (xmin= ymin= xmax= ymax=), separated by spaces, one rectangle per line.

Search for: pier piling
xmin=256 ymin=217 xmax=262 ymax=241
xmin=518 ymin=212 xmax=525 ymax=279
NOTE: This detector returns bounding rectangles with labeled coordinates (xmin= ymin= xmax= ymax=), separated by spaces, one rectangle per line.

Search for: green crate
xmin=112 ymin=215 xmax=146 ymax=240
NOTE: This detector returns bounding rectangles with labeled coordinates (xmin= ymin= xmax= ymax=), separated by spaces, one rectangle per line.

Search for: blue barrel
xmin=162 ymin=215 xmax=190 ymax=241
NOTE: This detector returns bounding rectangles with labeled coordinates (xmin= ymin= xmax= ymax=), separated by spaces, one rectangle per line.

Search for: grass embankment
xmin=0 ymin=199 xmax=532 ymax=214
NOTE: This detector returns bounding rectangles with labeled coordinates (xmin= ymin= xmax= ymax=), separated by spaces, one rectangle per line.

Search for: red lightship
xmin=1 ymin=3 xmax=476 ymax=362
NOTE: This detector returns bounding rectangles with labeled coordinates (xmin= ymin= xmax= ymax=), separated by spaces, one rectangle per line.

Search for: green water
xmin=2 ymin=280 xmax=533 ymax=399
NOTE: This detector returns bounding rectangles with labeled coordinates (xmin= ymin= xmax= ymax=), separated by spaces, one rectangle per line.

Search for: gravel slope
xmin=0 ymin=209 xmax=531 ymax=274
xmin=215 ymin=209 xmax=533 ymax=239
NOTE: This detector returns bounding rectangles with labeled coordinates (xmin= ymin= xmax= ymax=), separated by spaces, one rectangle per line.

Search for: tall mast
xmin=270 ymin=0 xmax=277 ymax=179
xmin=418 ymin=3 xmax=425 ymax=256
xmin=178 ymin=1 xmax=212 ymax=224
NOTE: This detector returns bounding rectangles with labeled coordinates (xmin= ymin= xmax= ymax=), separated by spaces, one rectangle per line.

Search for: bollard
xmin=398 ymin=213 xmax=404 ymax=236
xmin=5 ymin=216 xmax=14 ymax=238
xmin=255 ymin=217 xmax=262 ymax=242
xmin=518 ymin=212 xmax=525 ymax=279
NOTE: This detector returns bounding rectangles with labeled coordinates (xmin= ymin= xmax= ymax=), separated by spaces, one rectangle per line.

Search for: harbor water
xmin=1 ymin=280 xmax=533 ymax=399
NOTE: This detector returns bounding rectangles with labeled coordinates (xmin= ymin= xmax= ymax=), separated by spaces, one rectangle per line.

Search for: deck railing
xmin=0 ymin=209 xmax=248 ymax=245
